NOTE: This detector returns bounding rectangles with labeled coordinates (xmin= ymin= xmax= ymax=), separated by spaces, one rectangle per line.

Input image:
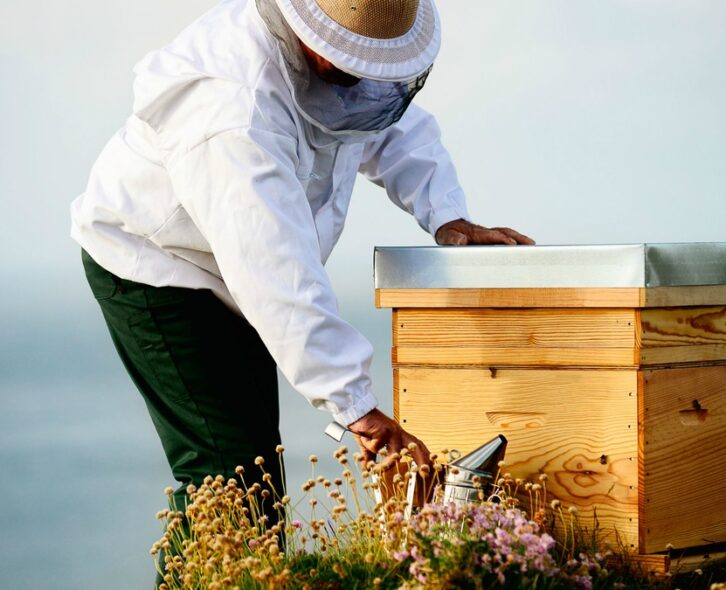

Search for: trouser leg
xmin=81 ymin=250 xmax=285 ymax=585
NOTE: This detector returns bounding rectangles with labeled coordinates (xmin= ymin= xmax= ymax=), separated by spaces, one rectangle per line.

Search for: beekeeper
xmin=71 ymin=0 xmax=534 ymax=513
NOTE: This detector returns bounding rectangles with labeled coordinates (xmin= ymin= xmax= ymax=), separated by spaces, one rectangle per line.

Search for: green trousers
xmin=82 ymin=250 xmax=285 ymax=583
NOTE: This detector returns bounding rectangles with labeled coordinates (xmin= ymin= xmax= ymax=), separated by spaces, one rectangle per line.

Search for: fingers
xmin=440 ymin=225 xmax=514 ymax=246
xmin=435 ymin=219 xmax=535 ymax=246
xmin=379 ymin=427 xmax=430 ymax=468
xmin=348 ymin=409 xmax=400 ymax=456
xmin=492 ymin=227 xmax=536 ymax=245
xmin=353 ymin=434 xmax=376 ymax=464
xmin=467 ymin=225 xmax=517 ymax=245
xmin=353 ymin=429 xmax=403 ymax=463
xmin=435 ymin=228 xmax=468 ymax=246
xmin=348 ymin=409 xmax=432 ymax=469
xmin=402 ymin=433 xmax=431 ymax=468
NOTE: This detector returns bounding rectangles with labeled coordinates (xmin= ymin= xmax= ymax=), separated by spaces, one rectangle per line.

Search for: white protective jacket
xmin=70 ymin=0 xmax=470 ymax=426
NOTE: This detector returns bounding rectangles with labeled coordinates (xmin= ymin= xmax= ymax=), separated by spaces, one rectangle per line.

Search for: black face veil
xmin=256 ymin=0 xmax=431 ymax=135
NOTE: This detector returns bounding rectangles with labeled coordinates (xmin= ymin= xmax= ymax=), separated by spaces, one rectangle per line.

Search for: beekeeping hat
xmin=257 ymin=0 xmax=438 ymax=134
xmin=275 ymin=0 xmax=441 ymax=82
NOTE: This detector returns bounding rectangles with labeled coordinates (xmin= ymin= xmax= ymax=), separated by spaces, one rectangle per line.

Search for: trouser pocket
xmin=81 ymin=249 xmax=119 ymax=300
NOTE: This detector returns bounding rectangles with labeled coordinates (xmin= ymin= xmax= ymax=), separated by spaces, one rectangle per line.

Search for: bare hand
xmin=435 ymin=218 xmax=535 ymax=246
xmin=347 ymin=409 xmax=431 ymax=469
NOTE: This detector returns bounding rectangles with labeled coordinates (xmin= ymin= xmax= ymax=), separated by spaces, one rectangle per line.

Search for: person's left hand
xmin=435 ymin=218 xmax=535 ymax=246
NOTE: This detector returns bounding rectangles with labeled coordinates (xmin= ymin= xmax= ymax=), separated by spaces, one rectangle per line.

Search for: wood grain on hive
xmin=375 ymin=243 xmax=726 ymax=560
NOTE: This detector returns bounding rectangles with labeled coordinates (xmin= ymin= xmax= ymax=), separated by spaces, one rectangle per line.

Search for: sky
xmin=2 ymin=1 xmax=725 ymax=290
xmin=1 ymin=1 xmax=725 ymax=588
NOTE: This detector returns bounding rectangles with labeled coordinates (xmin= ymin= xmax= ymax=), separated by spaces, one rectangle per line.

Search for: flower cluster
xmin=150 ymin=445 xmax=721 ymax=589
xmin=394 ymin=501 xmax=559 ymax=587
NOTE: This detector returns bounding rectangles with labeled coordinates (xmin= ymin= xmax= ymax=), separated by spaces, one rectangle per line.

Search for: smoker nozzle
xmin=450 ymin=434 xmax=508 ymax=473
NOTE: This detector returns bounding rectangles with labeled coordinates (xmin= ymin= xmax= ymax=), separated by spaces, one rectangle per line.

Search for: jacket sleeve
xmin=358 ymin=103 xmax=471 ymax=237
xmin=167 ymin=125 xmax=378 ymax=427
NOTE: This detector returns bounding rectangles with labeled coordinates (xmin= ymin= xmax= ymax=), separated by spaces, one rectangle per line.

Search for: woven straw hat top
xmin=275 ymin=0 xmax=441 ymax=82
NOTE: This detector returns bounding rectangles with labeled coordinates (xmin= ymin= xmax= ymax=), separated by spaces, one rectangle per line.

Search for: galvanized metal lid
xmin=374 ymin=243 xmax=726 ymax=289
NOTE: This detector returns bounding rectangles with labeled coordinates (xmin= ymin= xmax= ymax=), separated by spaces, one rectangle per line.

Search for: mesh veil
xmin=256 ymin=0 xmax=430 ymax=134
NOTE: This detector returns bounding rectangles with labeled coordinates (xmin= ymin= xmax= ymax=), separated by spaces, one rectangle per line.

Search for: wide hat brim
xmin=275 ymin=0 xmax=441 ymax=82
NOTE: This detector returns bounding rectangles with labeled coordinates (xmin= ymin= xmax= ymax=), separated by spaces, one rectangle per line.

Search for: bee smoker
xmin=442 ymin=434 xmax=508 ymax=505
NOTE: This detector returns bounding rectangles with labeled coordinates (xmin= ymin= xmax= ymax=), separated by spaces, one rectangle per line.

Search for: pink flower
xmin=393 ymin=550 xmax=410 ymax=562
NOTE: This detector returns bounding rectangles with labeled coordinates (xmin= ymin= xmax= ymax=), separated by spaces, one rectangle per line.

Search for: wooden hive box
xmin=374 ymin=243 xmax=726 ymax=561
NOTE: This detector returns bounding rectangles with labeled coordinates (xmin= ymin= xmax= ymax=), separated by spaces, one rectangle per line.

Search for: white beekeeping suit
xmin=71 ymin=0 xmax=469 ymax=426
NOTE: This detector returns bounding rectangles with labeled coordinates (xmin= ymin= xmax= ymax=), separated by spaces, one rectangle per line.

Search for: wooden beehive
xmin=374 ymin=243 xmax=726 ymax=561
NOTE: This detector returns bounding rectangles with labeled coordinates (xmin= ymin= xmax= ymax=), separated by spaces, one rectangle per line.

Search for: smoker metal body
xmin=441 ymin=434 xmax=507 ymax=506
